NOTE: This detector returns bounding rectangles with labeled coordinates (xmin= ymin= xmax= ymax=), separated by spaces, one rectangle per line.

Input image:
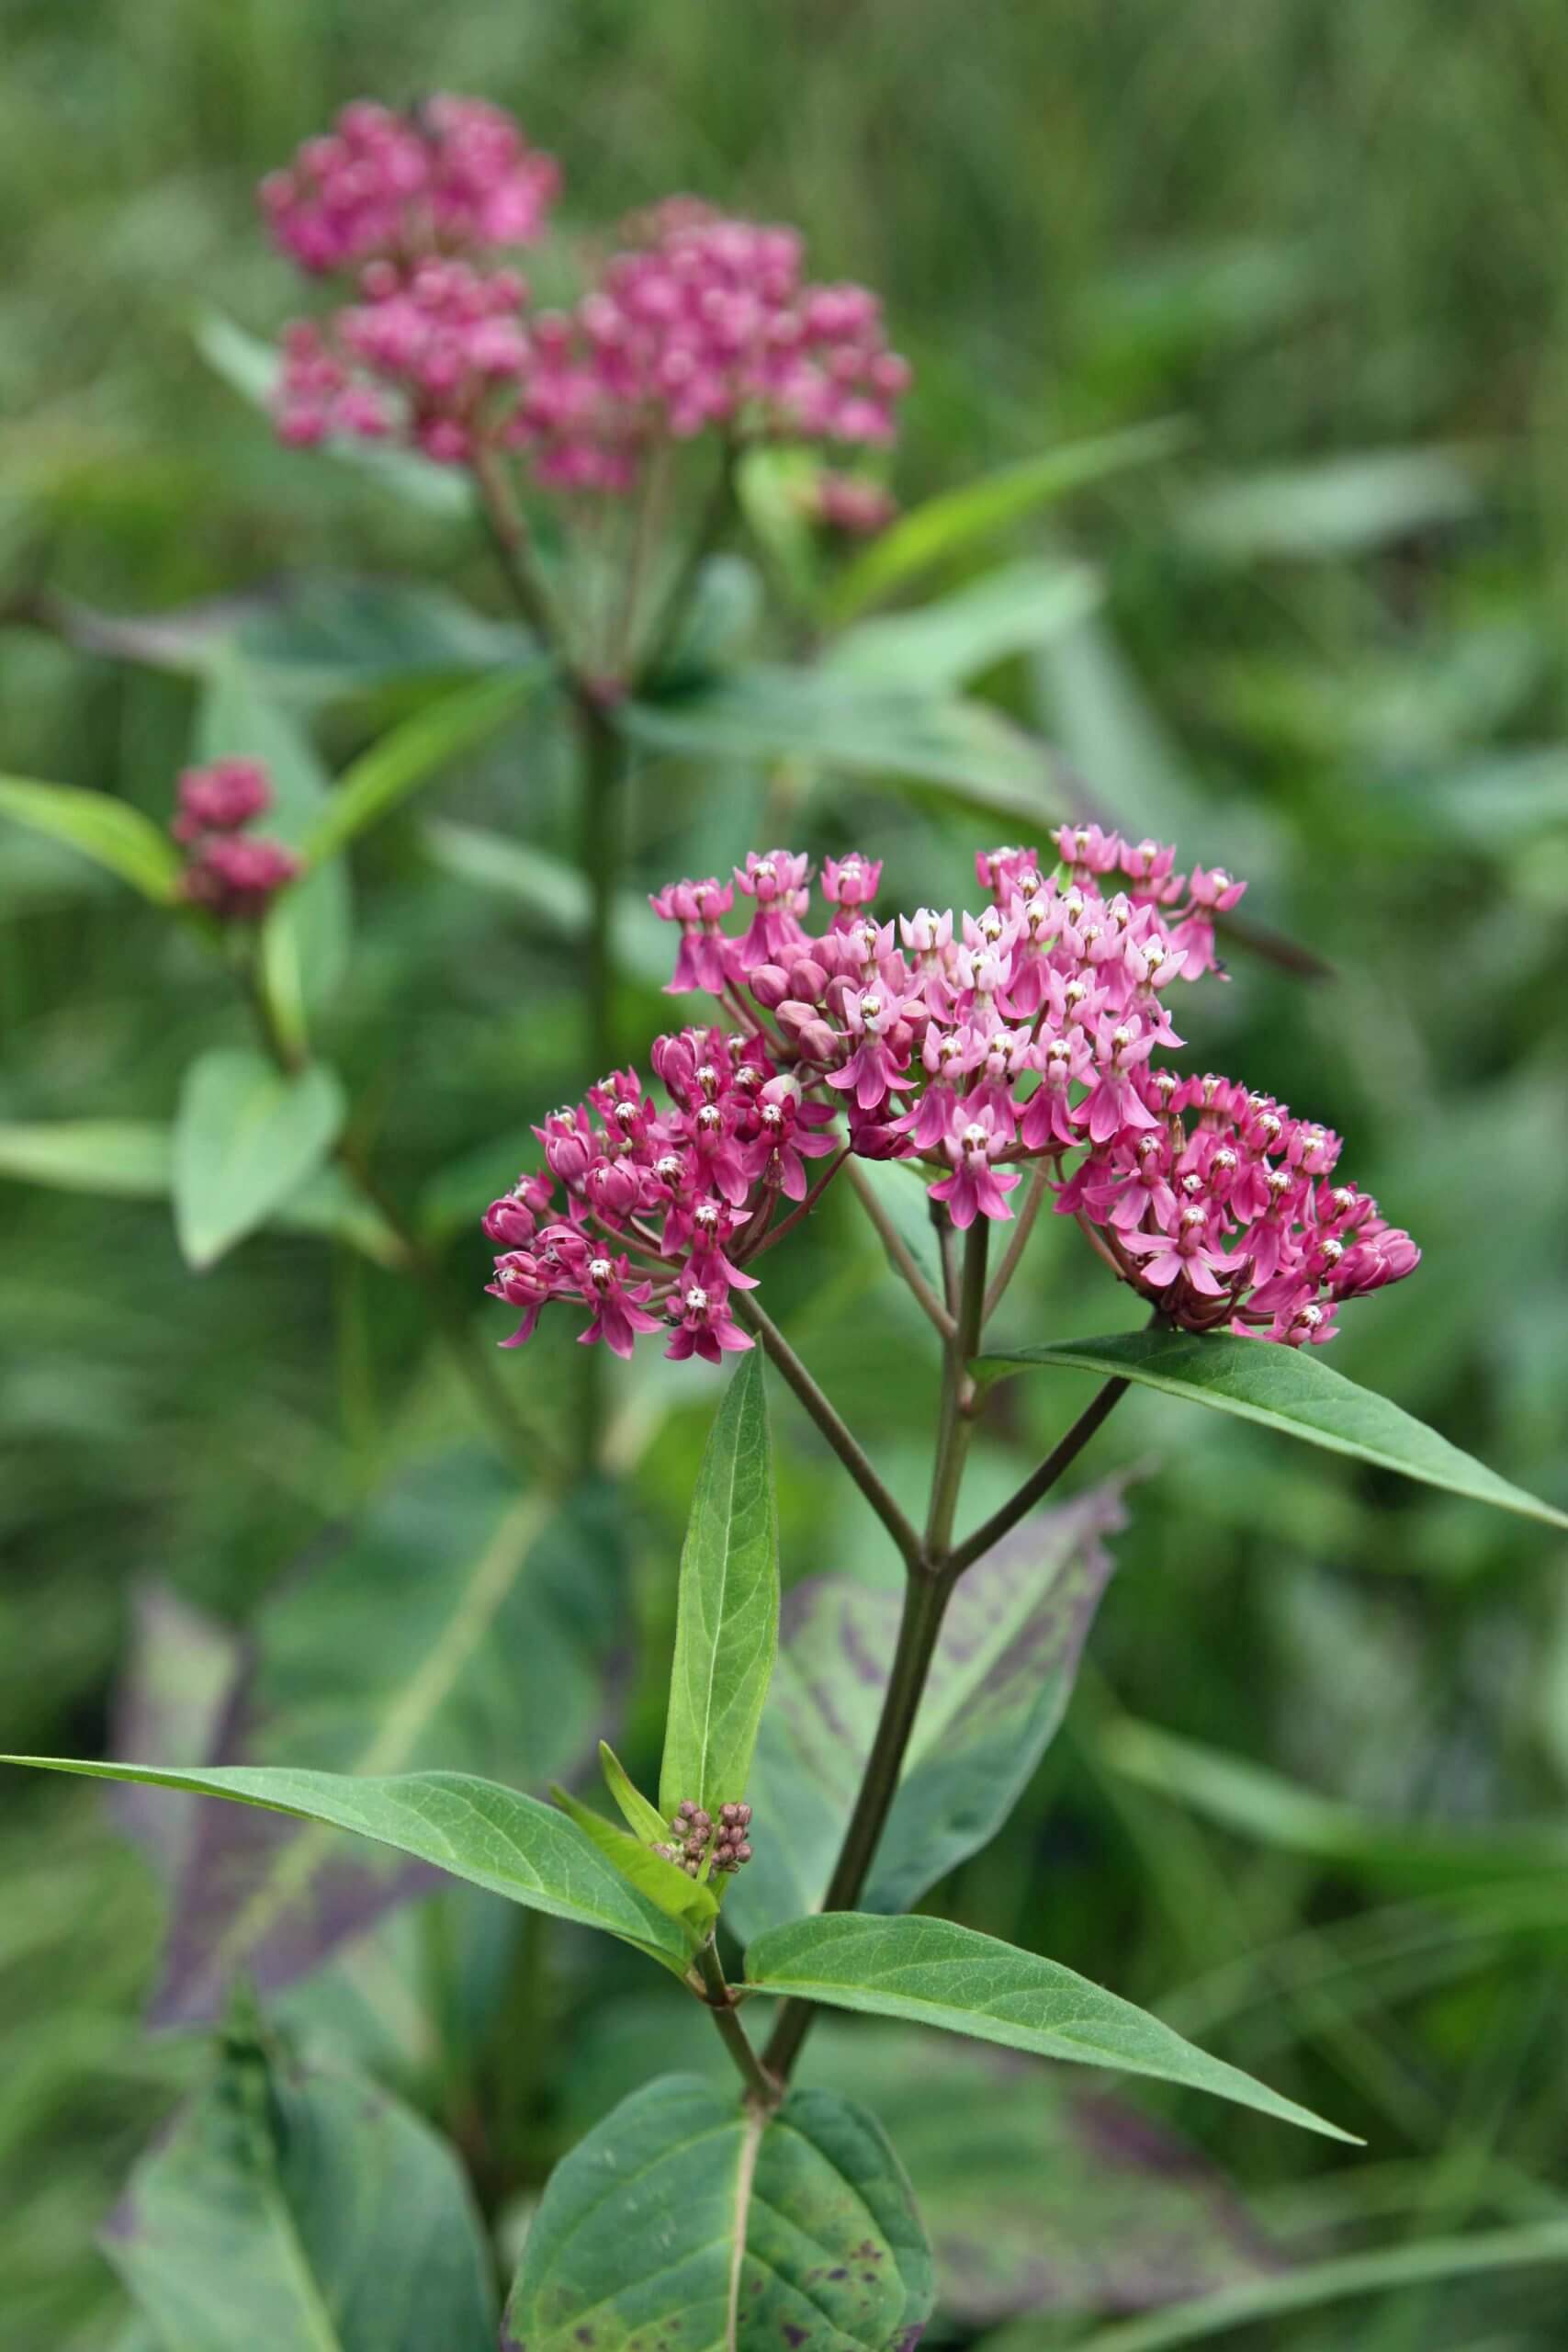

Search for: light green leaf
xmin=621 ymin=663 xmax=1064 ymax=828
xmin=302 ymin=665 xmax=550 ymax=865
xmin=501 ymin=2073 xmax=933 ymax=2352
xmin=419 ymin=820 xmax=672 ymax=989
xmin=106 ymin=2027 xmax=495 ymax=2351
xmin=744 ymin=1914 xmax=1357 ymax=2141
xmin=825 ymin=416 xmax=1189 ymax=622
xmin=827 ymin=557 xmax=1101 ymax=690
xmin=550 ymin=1783 xmax=716 ymax=1938
xmin=1177 ymin=446 xmax=1481 ymax=567
xmin=0 ymin=1118 xmax=398 ymax=1262
xmin=600 ymin=1739 xmax=671 ymax=1845
xmin=0 ymin=1754 xmax=695 ymax=1975
xmin=0 ymin=775 xmax=182 ymax=902
xmin=659 ymin=1351 xmax=779 ymax=1822
xmin=173 ymin=1048 xmax=344 ymax=1271
xmin=978 ymin=1328 xmax=1568 ymax=1529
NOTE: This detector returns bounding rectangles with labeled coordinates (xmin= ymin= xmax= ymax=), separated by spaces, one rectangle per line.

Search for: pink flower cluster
xmin=171 ymin=761 xmax=299 ymax=922
xmin=482 ymin=829 xmax=1418 ymax=1359
xmin=260 ymin=96 xmax=558 ymax=274
xmin=263 ymin=104 xmax=908 ymax=485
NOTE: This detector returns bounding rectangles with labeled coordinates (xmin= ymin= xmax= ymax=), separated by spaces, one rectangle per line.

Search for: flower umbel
xmin=482 ymin=830 xmax=1419 ymax=1356
xmin=171 ymin=761 xmax=299 ymax=922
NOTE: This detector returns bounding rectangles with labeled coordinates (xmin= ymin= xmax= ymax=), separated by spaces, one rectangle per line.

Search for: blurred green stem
xmin=694 ymin=1936 xmax=780 ymax=2108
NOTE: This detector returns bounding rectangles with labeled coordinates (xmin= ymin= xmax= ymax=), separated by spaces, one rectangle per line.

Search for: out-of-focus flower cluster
xmin=482 ymin=827 xmax=1418 ymax=1360
xmin=171 ymin=761 xmax=299 ymax=922
xmin=264 ymin=102 xmax=908 ymax=483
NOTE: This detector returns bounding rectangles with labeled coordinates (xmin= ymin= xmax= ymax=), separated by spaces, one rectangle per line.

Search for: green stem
xmin=637 ymin=440 xmax=739 ymax=685
xmin=696 ymin=1936 xmax=781 ymax=2108
xmin=844 ymin=1160 xmax=957 ymax=1340
xmin=983 ymin=1160 xmax=1051 ymax=1320
xmin=735 ymin=1294 xmax=922 ymax=1574
xmin=947 ymin=1374 xmax=1130 ymax=1573
xmin=572 ymin=690 xmax=623 ymax=1080
xmin=470 ymin=442 xmax=560 ymax=649
xmin=923 ymin=1218 xmax=989 ymax=1562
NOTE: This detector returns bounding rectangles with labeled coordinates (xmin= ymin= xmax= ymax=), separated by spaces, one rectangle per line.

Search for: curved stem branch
xmin=695 ymin=1936 xmax=781 ymax=2109
xmin=946 ymin=1374 xmax=1130 ymax=1575
xmin=844 ymin=1161 xmax=957 ymax=1340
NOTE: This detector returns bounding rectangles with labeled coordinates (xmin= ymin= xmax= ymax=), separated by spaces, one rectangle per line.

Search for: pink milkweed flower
xmin=1054 ymin=822 xmax=1122 ymax=879
xmin=1120 ymin=1204 xmax=1248 ymax=1299
xmin=928 ymin=1102 xmax=1021 ymax=1229
xmin=178 ymin=834 xmax=299 ymax=922
xmin=1016 ymin=1028 xmax=1093 ymax=1153
xmin=734 ymin=850 xmax=812 ymax=969
xmin=750 ymin=1079 xmax=838 ymax=1199
xmin=684 ymin=1201 xmax=760 ymax=1292
xmin=821 ymin=853 xmax=882 ymax=913
xmin=826 ymin=984 xmax=912 ymax=1113
xmin=1331 ymin=1225 xmax=1421 ymax=1297
xmin=579 ymin=1254 xmax=663 ymax=1359
xmin=482 ymin=1172 xmax=555 ymax=1248
xmin=1077 ymin=1017 xmax=1159 ymax=1144
xmin=649 ymin=876 xmax=736 ymax=995
xmin=172 ymin=759 xmax=273 ymax=842
xmin=665 ymin=1283 xmax=754 ymax=1363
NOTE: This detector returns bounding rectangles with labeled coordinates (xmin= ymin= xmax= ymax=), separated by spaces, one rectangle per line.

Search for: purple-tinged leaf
xmin=728 ymin=1477 xmax=1129 ymax=1939
xmin=111 ymin=1582 xmax=243 ymax=1887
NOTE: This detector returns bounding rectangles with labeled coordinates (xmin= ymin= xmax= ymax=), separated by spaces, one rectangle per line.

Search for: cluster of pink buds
xmin=262 ymin=105 xmax=908 ymax=487
xmin=652 ymin=1797 xmax=754 ymax=1880
xmin=484 ymin=828 xmax=1418 ymax=1356
xmin=259 ymin=96 xmax=558 ymax=275
xmin=171 ymin=761 xmax=299 ymax=922
xmin=811 ymin=469 xmax=898 ymax=537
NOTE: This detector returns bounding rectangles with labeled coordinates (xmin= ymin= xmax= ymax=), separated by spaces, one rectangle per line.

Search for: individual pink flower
xmin=649 ymin=877 xmax=737 ymax=995
xmin=579 ymin=1254 xmax=663 ymax=1359
xmin=825 ymin=984 xmax=912 ymax=1113
xmin=820 ymin=854 xmax=882 ymax=913
xmin=665 ymin=1283 xmax=754 ymax=1363
xmin=927 ymin=1103 xmax=1021 ymax=1229
xmin=172 ymin=760 xmax=273 ymax=843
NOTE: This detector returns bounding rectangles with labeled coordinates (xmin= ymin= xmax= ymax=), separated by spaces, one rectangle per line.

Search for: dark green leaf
xmin=302 ymin=664 xmax=550 ymax=865
xmin=1 ymin=1753 xmax=694 ymax=1973
xmin=827 ymin=558 xmax=1100 ymax=690
xmin=172 ymin=1048 xmax=344 ymax=1271
xmin=660 ymin=1351 xmax=779 ymax=1822
xmin=105 ymin=2027 xmax=495 ymax=2350
xmin=0 ymin=775 xmax=182 ymax=902
xmin=744 ymin=1914 xmax=1357 ymax=2140
xmin=1177 ymin=447 xmax=1481 ymax=566
xmin=825 ymin=417 xmax=1189 ymax=621
xmin=728 ymin=1481 xmax=1127 ymax=1939
xmin=978 ymin=1328 xmax=1568 ymax=1528
xmin=501 ymin=2073 xmax=933 ymax=2352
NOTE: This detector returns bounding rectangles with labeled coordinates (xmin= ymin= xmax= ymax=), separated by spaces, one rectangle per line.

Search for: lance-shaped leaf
xmin=501 ymin=2073 xmax=933 ymax=2352
xmin=728 ymin=1480 xmax=1128 ymax=1940
xmin=660 ymin=1351 xmax=779 ymax=1821
xmin=827 ymin=558 xmax=1101 ymax=692
xmin=0 ymin=774 xmax=182 ymax=901
xmin=2 ymin=1756 xmax=694 ymax=1973
xmin=550 ymin=1783 xmax=717 ymax=1938
xmin=977 ymin=1329 xmax=1568 ymax=1528
xmin=138 ymin=1453 xmax=626 ymax=2018
xmin=105 ymin=2027 xmax=495 ymax=2350
xmin=0 ymin=1118 xmax=399 ymax=1262
xmin=301 ymin=663 xmax=550 ymax=865
xmin=744 ymin=1915 xmax=1356 ymax=2141
xmin=805 ymin=2026 xmax=1280 ymax=2328
xmin=600 ymin=1739 xmax=671 ymax=1845
xmin=173 ymin=1048 xmax=345 ymax=1271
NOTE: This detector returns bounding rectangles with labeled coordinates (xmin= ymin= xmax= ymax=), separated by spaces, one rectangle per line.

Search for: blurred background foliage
xmin=3 ymin=3 xmax=1567 ymax=2346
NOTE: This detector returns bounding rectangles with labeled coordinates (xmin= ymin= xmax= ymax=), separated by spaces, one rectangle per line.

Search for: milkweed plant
xmin=3 ymin=93 xmax=1564 ymax=2352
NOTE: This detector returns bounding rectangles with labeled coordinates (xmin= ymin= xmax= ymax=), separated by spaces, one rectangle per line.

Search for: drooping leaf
xmin=977 ymin=1328 xmax=1568 ymax=1528
xmin=600 ymin=1739 xmax=672 ymax=1844
xmin=660 ymin=1351 xmax=779 ymax=1822
xmin=825 ymin=417 xmax=1189 ymax=622
xmin=550 ymin=1783 xmax=717 ymax=1937
xmin=0 ymin=775 xmax=182 ymax=902
xmin=728 ymin=1480 xmax=1128 ymax=1940
xmin=827 ymin=558 xmax=1100 ymax=691
xmin=620 ymin=664 xmax=1065 ymax=828
xmin=195 ymin=662 xmax=354 ymax=1043
xmin=743 ymin=1914 xmax=1356 ymax=2141
xmin=501 ymin=2073 xmax=933 ymax=2352
xmin=172 ymin=1048 xmax=344 ymax=1271
xmin=302 ymin=663 xmax=550 ymax=865
xmin=145 ymin=1453 xmax=627 ymax=2018
xmin=105 ymin=2027 xmax=495 ymax=2351
xmin=2 ymin=1754 xmax=694 ymax=1973
xmin=805 ymin=2026 xmax=1281 ymax=2328
xmin=0 ymin=1118 xmax=398 ymax=1262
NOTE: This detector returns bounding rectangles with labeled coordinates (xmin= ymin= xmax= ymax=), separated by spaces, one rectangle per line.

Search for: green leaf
xmin=993 ymin=2221 xmax=1568 ymax=2352
xmin=0 ymin=1754 xmax=695 ymax=1975
xmin=659 ymin=1351 xmax=779 ymax=1822
xmin=825 ymin=417 xmax=1189 ymax=622
xmin=172 ymin=1048 xmax=344 ymax=1271
xmin=0 ymin=1118 xmax=398 ymax=1262
xmin=419 ymin=822 xmax=671 ymax=989
xmin=621 ymin=664 xmax=1065 ymax=828
xmin=977 ymin=1328 xmax=1568 ymax=1529
xmin=147 ymin=1455 xmax=627 ymax=2018
xmin=728 ymin=1481 xmax=1127 ymax=1941
xmin=1177 ymin=446 xmax=1481 ymax=567
xmin=0 ymin=774 xmax=182 ymax=902
xmin=550 ymin=1783 xmax=716 ymax=1938
xmin=827 ymin=557 xmax=1101 ymax=690
xmin=501 ymin=2073 xmax=933 ymax=2352
xmin=600 ymin=1739 xmax=672 ymax=1845
xmin=744 ymin=1915 xmax=1357 ymax=2141
xmin=106 ymin=2027 xmax=495 ymax=2351
xmin=301 ymin=664 xmax=550 ymax=865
